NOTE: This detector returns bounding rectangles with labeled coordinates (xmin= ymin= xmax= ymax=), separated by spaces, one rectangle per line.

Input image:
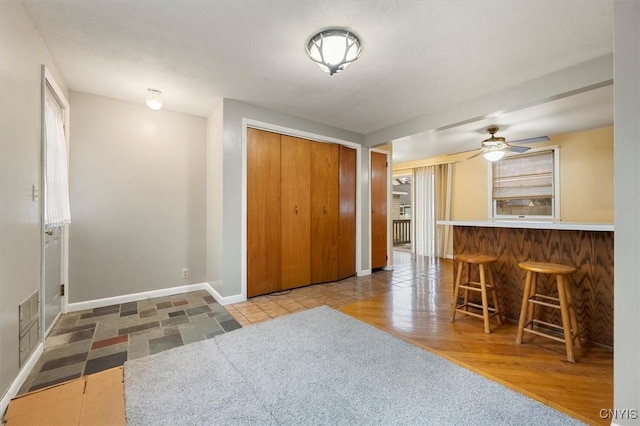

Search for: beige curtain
xmin=434 ymin=163 xmax=452 ymax=258
xmin=412 ymin=166 xmax=435 ymax=256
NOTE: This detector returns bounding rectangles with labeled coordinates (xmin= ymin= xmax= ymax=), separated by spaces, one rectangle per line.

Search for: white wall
xmin=213 ymin=99 xmax=365 ymax=298
xmin=0 ymin=0 xmax=69 ymax=405
xmin=206 ymin=102 xmax=224 ymax=290
xmin=614 ymin=0 xmax=640 ymax=422
xmin=68 ymin=92 xmax=207 ymax=303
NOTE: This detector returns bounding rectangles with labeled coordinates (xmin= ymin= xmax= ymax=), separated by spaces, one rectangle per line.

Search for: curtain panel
xmin=412 ymin=166 xmax=435 ymax=256
xmin=435 ymin=163 xmax=452 ymax=258
xmin=44 ymin=85 xmax=71 ymax=227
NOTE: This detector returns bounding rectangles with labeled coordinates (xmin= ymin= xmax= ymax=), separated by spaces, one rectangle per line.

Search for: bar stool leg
xmin=563 ymin=278 xmax=582 ymax=349
xmin=487 ymin=266 xmax=502 ymax=325
xmin=450 ymin=261 xmax=464 ymax=321
xmin=526 ymin=272 xmax=537 ymax=330
xmin=516 ymin=271 xmax=533 ymax=344
xmin=556 ymin=275 xmax=575 ymax=362
xmin=479 ymin=264 xmax=491 ymax=334
xmin=462 ymin=263 xmax=470 ymax=313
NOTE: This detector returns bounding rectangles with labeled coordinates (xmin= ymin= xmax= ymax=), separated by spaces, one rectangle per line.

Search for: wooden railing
xmin=393 ymin=219 xmax=411 ymax=245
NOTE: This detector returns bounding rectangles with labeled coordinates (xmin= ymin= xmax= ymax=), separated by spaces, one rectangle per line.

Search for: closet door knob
xmin=295 ymin=205 xmax=298 ymax=215
xmin=323 ymin=206 xmax=327 ymax=215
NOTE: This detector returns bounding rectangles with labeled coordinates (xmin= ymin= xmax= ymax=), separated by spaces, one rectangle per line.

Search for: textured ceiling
xmin=23 ymin=0 xmax=613 ymax=155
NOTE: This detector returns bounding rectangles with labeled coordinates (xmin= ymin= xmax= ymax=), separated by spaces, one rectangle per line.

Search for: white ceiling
xmin=22 ymin=0 xmax=613 ymax=161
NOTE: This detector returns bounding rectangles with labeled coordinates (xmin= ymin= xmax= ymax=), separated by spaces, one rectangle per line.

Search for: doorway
xmin=41 ymin=66 xmax=70 ymax=336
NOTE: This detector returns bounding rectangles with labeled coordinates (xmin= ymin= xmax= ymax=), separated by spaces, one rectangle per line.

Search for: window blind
xmin=492 ymin=150 xmax=554 ymax=200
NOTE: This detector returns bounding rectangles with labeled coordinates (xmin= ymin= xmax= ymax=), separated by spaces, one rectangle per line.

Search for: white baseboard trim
xmin=209 ymin=286 xmax=246 ymax=306
xmin=1 ymin=343 xmax=44 ymax=417
xmin=444 ymin=254 xmax=454 ymax=260
xmin=66 ymin=282 xmax=214 ymax=312
xmin=384 ymin=265 xmax=394 ymax=271
xmin=357 ymin=269 xmax=372 ymax=277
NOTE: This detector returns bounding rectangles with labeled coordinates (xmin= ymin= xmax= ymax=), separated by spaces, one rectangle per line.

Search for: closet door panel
xmin=310 ymin=142 xmax=339 ymax=283
xmin=371 ymin=151 xmax=388 ymax=270
xmin=338 ymin=145 xmax=357 ymax=280
xmin=281 ymin=136 xmax=311 ymax=289
xmin=247 ymin=128 xmax=281 ymax=297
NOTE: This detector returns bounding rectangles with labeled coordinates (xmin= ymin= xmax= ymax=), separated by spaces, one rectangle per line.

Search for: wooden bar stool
xmin=516 ymin=261 xmax=581 ymax=362
xmin=450 ymin=254 xmax=502 ymax=334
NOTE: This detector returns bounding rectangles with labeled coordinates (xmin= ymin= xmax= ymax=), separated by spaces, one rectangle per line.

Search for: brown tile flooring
xmin=19 ymin=290 xmax=240 ymax=394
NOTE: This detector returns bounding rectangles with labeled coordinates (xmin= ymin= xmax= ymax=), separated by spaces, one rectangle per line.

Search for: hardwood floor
xmin=230 ymin=252 xmax=613 ymax=425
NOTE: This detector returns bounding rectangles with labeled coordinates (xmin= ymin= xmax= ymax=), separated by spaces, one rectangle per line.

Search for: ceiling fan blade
xmin=466 ymin=150 xmax=485 ymax=160
xmin=508 ymin=136 xmax=550 ymax=145
xmin=505 ymin=145 xmax=531 ymax=153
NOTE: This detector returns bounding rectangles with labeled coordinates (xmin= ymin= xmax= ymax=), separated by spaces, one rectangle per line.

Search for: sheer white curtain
xmin=412 ymin=166 xmax=435 ymax=256
xmin=44 ymin=85 xmax=71 ymax=227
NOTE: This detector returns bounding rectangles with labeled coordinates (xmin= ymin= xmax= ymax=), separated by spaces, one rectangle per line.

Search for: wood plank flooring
xmin=229 ymin=252 xmax=613 ymax=425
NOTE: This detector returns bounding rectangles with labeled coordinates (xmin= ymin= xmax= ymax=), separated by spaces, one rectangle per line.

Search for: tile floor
xmin=226 ymin=250 xmax=427 ymax=326
xmin=19 ymin=290 xmax=240 ymax=394
xmin=20 ymin=251 xmax=418 ymax=394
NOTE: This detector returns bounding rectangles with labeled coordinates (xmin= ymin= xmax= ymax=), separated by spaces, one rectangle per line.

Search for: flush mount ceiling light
xmin=306 ymin=29 xmax=362 ymax=75
xmin=145 ymin=88 xmax=163 ymax=110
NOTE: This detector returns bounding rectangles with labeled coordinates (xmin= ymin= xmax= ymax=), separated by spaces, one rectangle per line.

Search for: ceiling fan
xmin=452 ymin=126 xmax=550 ymax=161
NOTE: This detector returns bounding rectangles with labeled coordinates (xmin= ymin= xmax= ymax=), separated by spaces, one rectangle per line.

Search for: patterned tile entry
xmin=19 ymin=290 xmax=241 ymax=394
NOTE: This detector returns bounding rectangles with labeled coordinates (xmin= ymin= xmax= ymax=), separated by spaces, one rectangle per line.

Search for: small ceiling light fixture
xmin=483 ymin=149 xmax=506 ymax=162
xmin=145 ymin=88 xmax=163 ymax=110
xmin=306 ymin=29 xmax=362 ymax=75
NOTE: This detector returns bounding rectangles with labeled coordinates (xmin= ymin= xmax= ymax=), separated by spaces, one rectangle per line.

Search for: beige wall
xmin=0 ymin=0 xmax=69 ymax=405
xmin=69 ymin=92 xmax=207 ymax=302
xmin=394 ymin=126 xmax=614 ymax=223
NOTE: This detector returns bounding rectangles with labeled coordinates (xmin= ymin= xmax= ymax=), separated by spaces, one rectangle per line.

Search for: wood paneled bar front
xmin=438 ymin=220 xmax=614 ymax=346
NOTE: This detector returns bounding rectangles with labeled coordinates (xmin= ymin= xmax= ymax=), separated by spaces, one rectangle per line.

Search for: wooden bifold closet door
xmin=338 ymin=145 xmax=357 ymax=280
xmin=247 ymin=128 xmax=358 ymax=297
xmin=247 ymin=128 xmax=281 ymax=297
xmin=310 ymin=142 xmax=339 ymax=284
xmin=280 ymin=136 xmax=311 ymax=290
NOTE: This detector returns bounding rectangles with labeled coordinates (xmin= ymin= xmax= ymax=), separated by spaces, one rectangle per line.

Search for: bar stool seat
xmin=450 ymin=254 xmax=502 ymax=334
xmin=516 ymin=261 xmax=581 ymax=362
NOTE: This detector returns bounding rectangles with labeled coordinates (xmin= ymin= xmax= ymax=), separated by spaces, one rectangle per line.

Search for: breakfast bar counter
xmin=438 ymin=220 xmax=614 ymax=346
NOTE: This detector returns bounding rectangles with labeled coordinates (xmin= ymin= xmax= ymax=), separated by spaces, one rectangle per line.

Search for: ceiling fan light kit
xmin=449 ymin=126 xmax=550 ymax=161
xmin=483 ymin=149 xmax=506 ymax=162
xmin=306 ymin=29 xmax=362 ymax=75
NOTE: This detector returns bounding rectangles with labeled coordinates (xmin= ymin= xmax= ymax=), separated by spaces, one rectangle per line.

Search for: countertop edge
xmin=437 ymin=220 xmax=614 ymax=232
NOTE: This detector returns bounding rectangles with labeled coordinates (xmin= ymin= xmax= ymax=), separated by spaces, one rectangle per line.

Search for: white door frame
xmin=41 ymin=65 xmax=70 ymax=338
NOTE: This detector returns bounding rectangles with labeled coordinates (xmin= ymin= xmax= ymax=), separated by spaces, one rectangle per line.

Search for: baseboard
xmin=66 ymin=282 xmax=214 ymax=312
xmin=384 ymin=265 xmax=394 ymax=271
xmin=208 ymin=286 xmax=246 ymax=306
xmin=357 ymin=269 xmax=372 ymax=277
xmin=1 ymin=343 xmax=44 ymax=418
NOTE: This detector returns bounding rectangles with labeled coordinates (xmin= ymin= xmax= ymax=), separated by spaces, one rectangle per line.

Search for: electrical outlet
xmin=181 ymin=268 xmax=189 ymax=279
